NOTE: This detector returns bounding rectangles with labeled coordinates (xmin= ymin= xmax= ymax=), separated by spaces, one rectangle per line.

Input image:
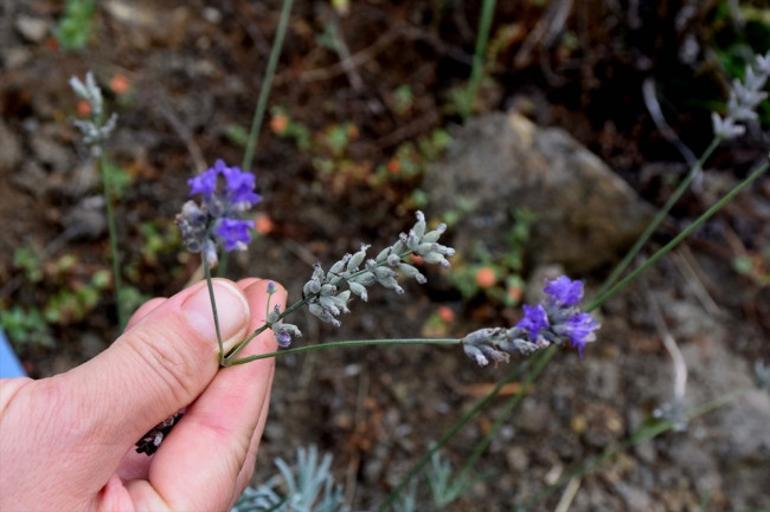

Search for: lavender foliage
xmin=69 ymin=72 xmax=118 ymax=155
xmin=231 ymin=446 xmax=349 ymax=512
xmin=711 ymin=51 xmax=770 ymax=139
xmin=176 ymin=160 xmax=261 ymax=266
xmin=462 ymin=275 xmax=600 ymax=366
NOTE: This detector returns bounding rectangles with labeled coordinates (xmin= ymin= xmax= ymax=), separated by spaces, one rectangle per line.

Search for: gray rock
xmin=31 ymin=136 xmax=73 ymax=172
xmin=11 ymin=161 xmax=48 ymax=197
xmin=62 ymin=196 xmax=107 ymax=239
xmin=2 ymin=47 xmax=33 ymax=69
xmin=15 ymin=15 xmax=49 ymax=43
xmin=427 ymin=112 xmax=653 ymax=272
xmin=612 ymin=481 xmax=655 ymax=512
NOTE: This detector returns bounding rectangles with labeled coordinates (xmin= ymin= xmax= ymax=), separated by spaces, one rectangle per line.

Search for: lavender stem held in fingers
xmin=225 ymin=211 xmax=455 ymax=361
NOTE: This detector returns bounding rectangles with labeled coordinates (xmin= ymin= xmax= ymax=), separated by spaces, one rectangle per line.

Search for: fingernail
xmin=182 ymin=279 xmax=249 ymax=346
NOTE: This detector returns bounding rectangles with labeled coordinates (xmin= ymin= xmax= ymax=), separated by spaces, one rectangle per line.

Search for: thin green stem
xmin=99 ymin=153 xmax=125 ymax=329
xmin=588 ymin=157 xmax=769 ymax=312
xmin=461 ymin=0 xmax=497 ymax=119
xmin=227 ymin=338 xmax=460 ymax=366
xmin=596 ymin=137 xmax=721 ymax=297
xmin=202 ymin=255 xmax=225 ymax=364
xmin=223 ymin=296 xmax=307 ymax=363
xmin=521 ymin=390 xmax=745 ymax=510
xmin=378 ymin=357 xmax=533 ymax=511
xmin=241 ymin=0 xmax=295 ymax=172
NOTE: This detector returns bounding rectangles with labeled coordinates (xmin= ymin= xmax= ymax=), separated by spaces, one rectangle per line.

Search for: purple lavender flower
xmin=219 ymin=161 xmax=261 ymax=207
xmin=544 ymin=275 xmax=583 ymax=306
xmin=177 ymin=160 xmax=261 ymax=263
xmin=187 ymin=167 xmax=218 ymax=199
xmin=516 ymin=304 xmax=549 ymax=338
xmin=189 ymin=160 xmax=262 ymax=209
xmin=462 ymin=274 xmax=601 ymax=366
xmin=556 ymin=312 xmax=600 ymax=358
xmin=216 ymin=218 xmax=254 ymax=251
xmin=275 ymin=330 xmax=292 ymax=347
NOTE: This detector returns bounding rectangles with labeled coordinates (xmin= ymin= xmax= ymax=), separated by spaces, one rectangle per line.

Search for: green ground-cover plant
xmin=54 ymin=0 xmax=96 ymax=51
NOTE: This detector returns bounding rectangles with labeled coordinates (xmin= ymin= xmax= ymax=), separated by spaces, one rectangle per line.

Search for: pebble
xmin=15 ymin=15 xmax=49 ymax=43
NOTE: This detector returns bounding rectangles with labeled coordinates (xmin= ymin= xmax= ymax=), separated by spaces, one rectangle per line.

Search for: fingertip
xmin=236 ymin=277 xmax=261 ymax=290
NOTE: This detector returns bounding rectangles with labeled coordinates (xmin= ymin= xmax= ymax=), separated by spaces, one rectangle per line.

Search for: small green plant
xmin=374 ymin=129 xmax=452 ymax=182
xmin=732 ymin=245 xmax=770 ymax=286
xmin=391 ymin=85 xmax=415 ymax=116
xmin=103 ymin=160 xmax=132 ymax=199
xmin=448 ymin=209 xmax=535 ymax=306
xmin=43 ymin=270 xmax=111 ymax=325
xmin=55 ymin=0 xmax=95 ymax=50
xmin=13 ymin=247 xmax=43 ymax=283
xmin=0 ymin=307 xmax=54 ymax=348
xmin=138 ymin=221 xmax=182 ymax=265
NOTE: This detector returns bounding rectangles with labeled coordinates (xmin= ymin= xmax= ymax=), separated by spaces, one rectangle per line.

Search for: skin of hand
xmin=0 ymin=277 xmax=285 ymax=512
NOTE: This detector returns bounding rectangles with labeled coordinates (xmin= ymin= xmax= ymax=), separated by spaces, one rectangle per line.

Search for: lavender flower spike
xmin=69 ymin=72 xmax=118 ymax=155
xmin=176 ymin=160 xmax=261 ymax=266
xmin=516 ymin=304 xmax=549 ymax=338
xmin=711 ymin=51 xmax=770 ymax=140
xmin=302 ymin=211 xmax=454 ymax=329
xmin=462 ymin=274 xmax=601 ymax=366
xmin=544 ymin=275 xmax=584 ymax=306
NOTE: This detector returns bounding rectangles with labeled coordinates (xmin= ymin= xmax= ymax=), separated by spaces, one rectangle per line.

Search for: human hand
xmin=0 ymin=277 xmax=285 ymax=511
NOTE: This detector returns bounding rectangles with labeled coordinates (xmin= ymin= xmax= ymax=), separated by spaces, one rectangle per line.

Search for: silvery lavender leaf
xmin=711 ymin=113 xmax=746 ymax=140
xmin=756 ymin=52 xmax=770 ymax=75
xmin=232 ymin=446 xmax=350 ymax=512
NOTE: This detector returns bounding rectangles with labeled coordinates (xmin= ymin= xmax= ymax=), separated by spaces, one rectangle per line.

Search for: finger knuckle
xmin=124 ymin=323 xmax=205 ymax=407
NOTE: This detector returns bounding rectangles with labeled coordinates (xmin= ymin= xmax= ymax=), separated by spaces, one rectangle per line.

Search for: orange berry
xmin=255 ymin=213 xmax=274 ymax=235
xmin=76 ymin=99 xmax=91 ymax=117
xmin=410 ymin=254 xmax=424 ymax=266
xmin=109 ymin=74 xmax=130 ymax=94
xmin=386 ymin=159 xmax=401 ymax=175
xmin=475 ymin=267 xmax=497 ymax=288
xmin=270 ymin=114 xmax=289 ymax=134
xmin=438 ymin=306 xmax=455 ymax=323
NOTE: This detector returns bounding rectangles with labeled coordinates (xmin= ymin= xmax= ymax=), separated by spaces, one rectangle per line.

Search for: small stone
xmin=202 ymin=7 xmax=222 ymax=23
xmin=3 ymin=47 xmax=33 ymax=68
xmin=506 ymin=446 xmax=529 ymax=472
xmin=31 ymin=136 xmax=73 ymax=172
xmin=15 ymin=15 xmax=49 ymax=43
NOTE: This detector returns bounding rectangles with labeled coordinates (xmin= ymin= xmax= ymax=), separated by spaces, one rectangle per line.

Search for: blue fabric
xmin=0 ymin=328 xmax=26 ymax=378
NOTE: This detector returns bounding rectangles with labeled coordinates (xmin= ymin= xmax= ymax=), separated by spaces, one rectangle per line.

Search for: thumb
xmin=56 ymin=278 xmax=251 ymax=464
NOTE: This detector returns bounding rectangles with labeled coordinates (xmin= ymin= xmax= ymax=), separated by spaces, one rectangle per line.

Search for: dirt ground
xmin=1 ymin=1 xmax=769 ymax=510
